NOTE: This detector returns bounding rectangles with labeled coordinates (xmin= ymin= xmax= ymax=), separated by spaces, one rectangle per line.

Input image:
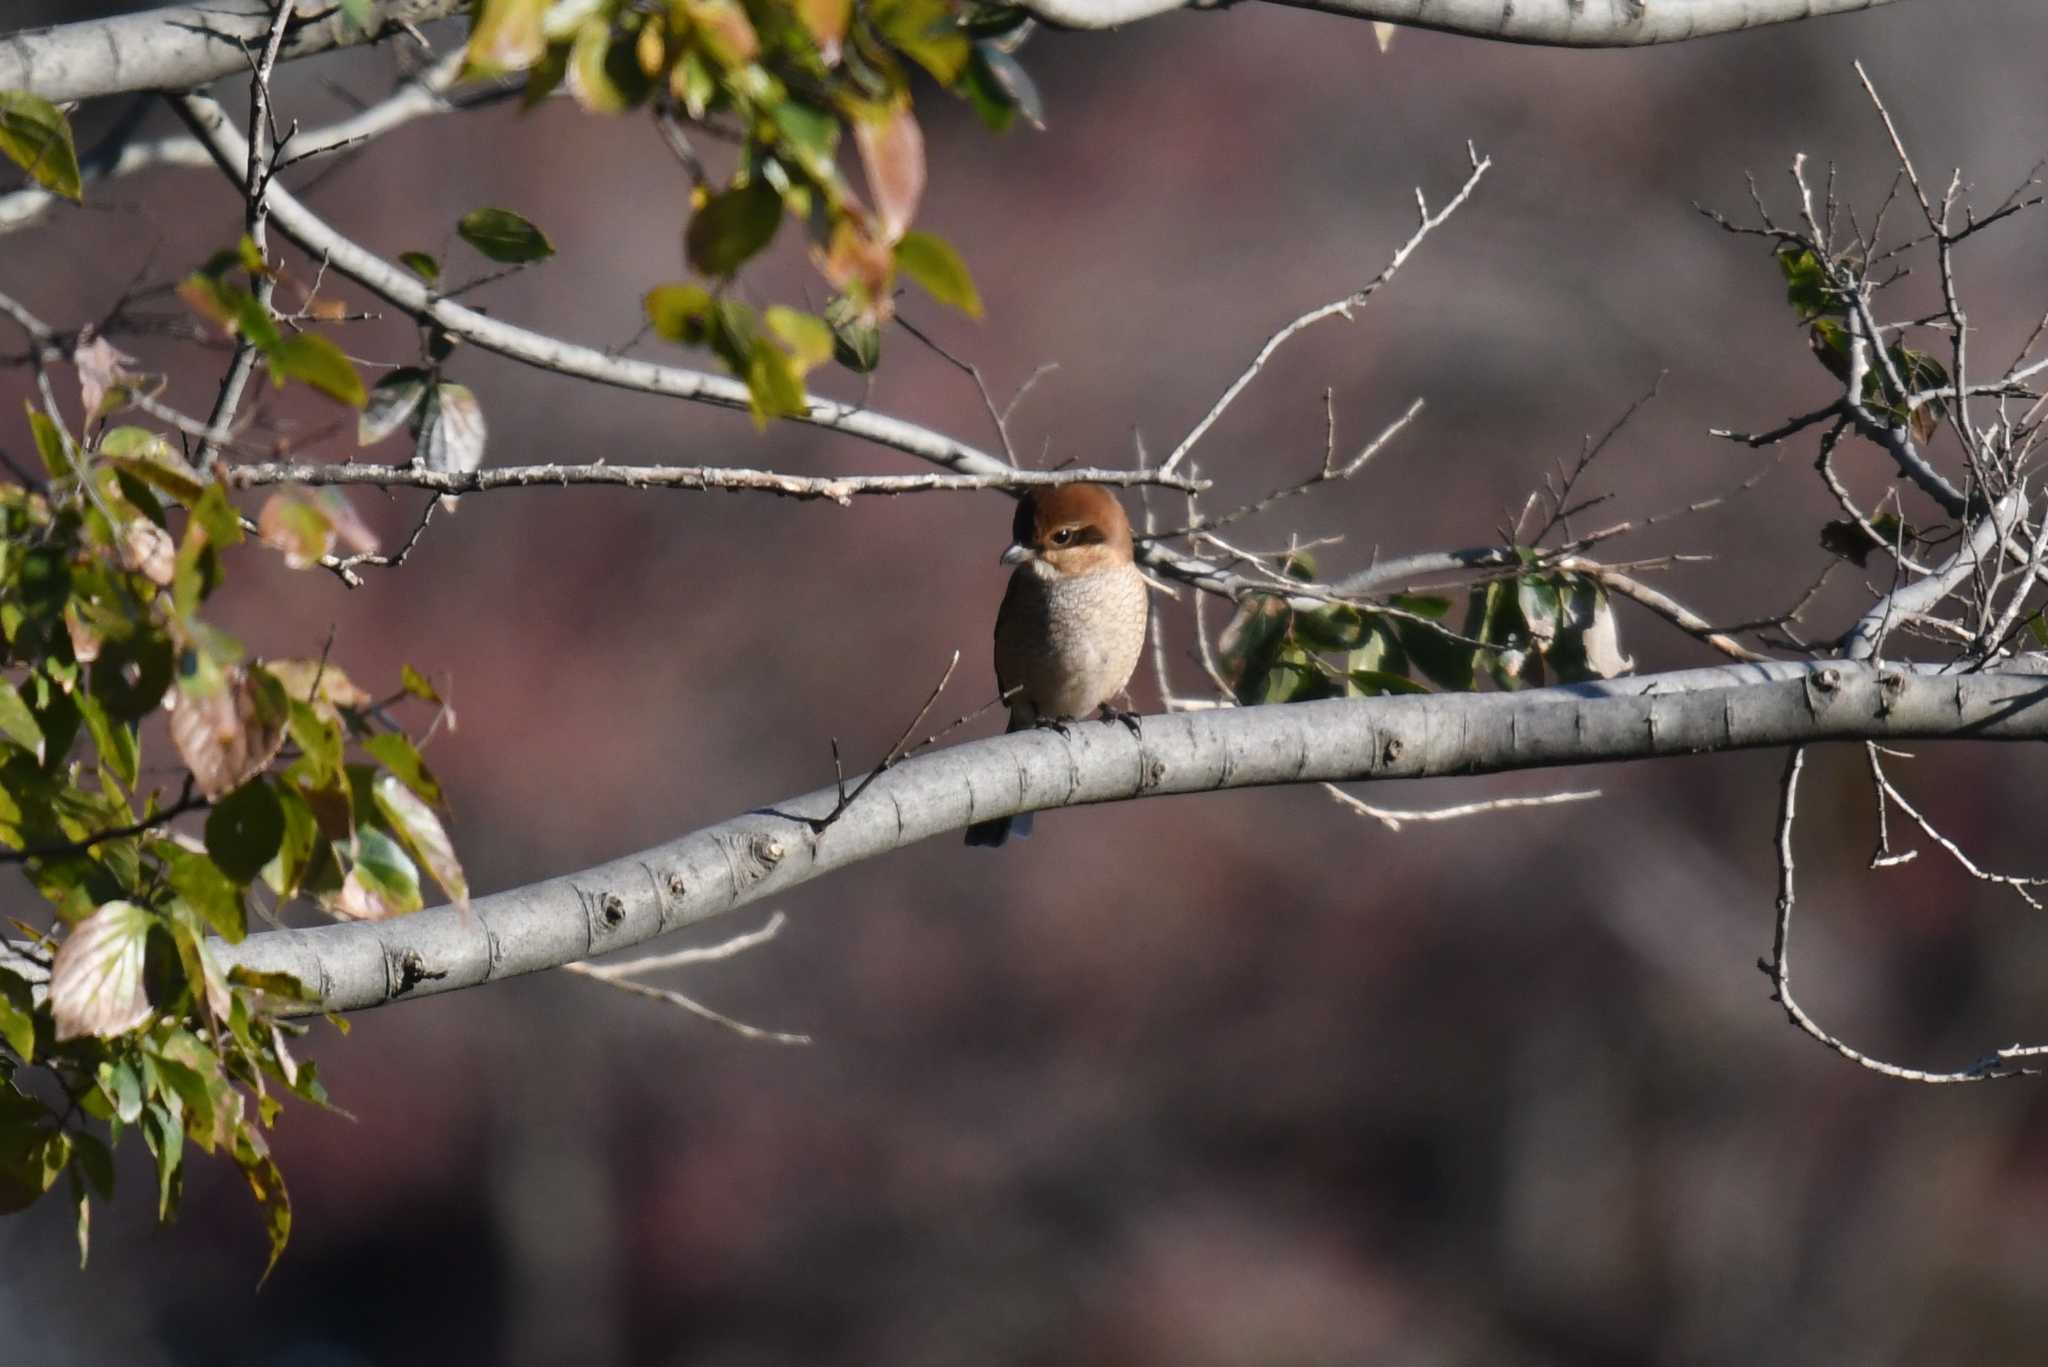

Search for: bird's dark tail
xmin=964 ymin=810 xmax=1033 ymax=847
xmin=964 ymin=710 xmax=1035 ymax=847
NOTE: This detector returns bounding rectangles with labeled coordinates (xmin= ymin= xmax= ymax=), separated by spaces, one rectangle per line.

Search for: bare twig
xmin=1157 ymin=144 xmax=1488 ymax=478
xmin=1323 ymin=783 xmax=1600 ymax=832
xmin=1763 ymin=744 xmax=2036 ymax=1082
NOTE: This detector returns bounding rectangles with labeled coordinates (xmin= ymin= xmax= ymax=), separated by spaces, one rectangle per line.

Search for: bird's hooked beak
xmin=999 ymin=543 xmax=1034 ymax=567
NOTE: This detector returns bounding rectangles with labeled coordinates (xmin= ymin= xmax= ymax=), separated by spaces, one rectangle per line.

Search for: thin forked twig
xmin=1157 ymin=143 xmax=1489 ymax=478
xmin=1323 ymin=783 xmax=1600 ymax=832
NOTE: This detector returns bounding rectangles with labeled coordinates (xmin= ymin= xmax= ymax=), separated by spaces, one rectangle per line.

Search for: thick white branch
xmin=219 ymin=660 xmax=2048 ymax=1016
xmin=1023 ymin=0 xmax=1913 ymax=43
xmin=0 ymin=0 xmax=465 ymax=103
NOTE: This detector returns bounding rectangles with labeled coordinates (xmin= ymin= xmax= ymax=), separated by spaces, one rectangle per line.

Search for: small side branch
xmin=1157 ymin=144 xmax=1488 ymax=477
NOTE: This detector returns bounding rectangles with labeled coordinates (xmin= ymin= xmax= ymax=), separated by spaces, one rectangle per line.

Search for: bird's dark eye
xmin=1050 ymin=527 xmax=1075 ymax=546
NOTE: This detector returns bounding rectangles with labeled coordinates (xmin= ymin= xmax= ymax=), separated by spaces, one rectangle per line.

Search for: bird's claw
xmin=1032 ymin=715 xmax=1074 ymax=739
xmin=1099 ymin=705 xmax=1142 ymax=737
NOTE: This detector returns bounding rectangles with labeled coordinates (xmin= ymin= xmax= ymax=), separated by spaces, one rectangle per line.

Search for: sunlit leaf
xmin=335 ymin=826 xmax=423 ymax=920
xmin=743 ymin=337 xmax=806 ymax=427
xmin=400 ymin=664 xmax=442 ymax=705
xmin=0 ymin=677 xmax=44 ymax=762
xmin=269 ymin=332 xmax=367 ymax=407
xmin=371 ymin=774 xmax=467 ymax=912
xmin=256 ymin=491 xmax=334 ymax=571
xmin=416 ymin=383 xmax=487 ymax=478
xmin=464 ymin=0 xmax=549 ymax=74
xmin=646 ymin=283 xmax=715 ymax=345
xmin=364 ymin=732 xmax=443 ymax=806
xmin=48 ymin=900 xmax=153 ymax=1041
xmin=765 ymin=307 xmax=834 ymax=374
xmin=796 ymin=0 xmax=851 ymax=61
xmin=0 ymin=91 xmax=82 ymax=203
xmin=894 ymin=229 xmax=981 ymax=318
xmin=101 ymin=427 xmax=206 ymax=504
xmin=167 ymin=843 xmax=246 ymax=942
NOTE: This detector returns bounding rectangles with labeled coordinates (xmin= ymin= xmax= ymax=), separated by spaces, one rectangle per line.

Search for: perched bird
xmin=964 ymin=482 xmax=1149 ymax=847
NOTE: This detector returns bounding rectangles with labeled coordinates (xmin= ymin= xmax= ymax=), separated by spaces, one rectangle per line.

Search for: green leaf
xmin=1776 ymin=246 xmax=1834 ymax=322
xmin=0 ymin=968 xmax=35 ymax=1061
xmin=262 ymin=783 xmax=321 ymax=903
xmin=465 ymin=0 xmax=549 ymax=75
xmin=285 ymin=699 xmax=342 ymax=787
xmin=824 ymin=294 xmax=881 ymax=373
xmin=89 ymin=633 xmax=174 ymax=721
xmin=340 ymin=825 xmax=423 ymax=919
xmin=743 ymin=337 xmax=807 ymax=427
xmin=270 ymin=333 xmax=367 ymax=407
xmin=1217 ymin=593 xmax=1291 ymax=705
xmin=874 ymin=0 xmax=971 ymax=84
xmin=399 ymin=664 xmax=441 ymax=704
xmin=189 ymin=483 xmax=245 ymax=550
xmin=371 ymin=774 xmax=468 ymax=911
xmin=685 ymin=181 xmax=782 ymax=277
xmin=205 ymin=780 xmax=286 ymax=885
xmin=74 ymin=691 xmax=138 ymax=789
xmin=48 ymin=900 xmax=153 ymax=1041
xmin=764 ymin=307 xmax=835 ymax=373
xmin=101 ymin=427 xmax=207 ymax=504
xmin=1348 ymin=669 xmax=1428 ymax=696
xmin=141 ymin=1100 xmax=183 ymax=1219
xmin=1394 ymin=616 xmax=1475 ymax=692
xmin=69 ymin=1129 xmax=113 ymax=1201
xmin=0 ymin=91 xmax=82 ymax=203
xmin=894 ymin=229 xmax=982 ymax=318
xmin=363 ymin=732 xmax=443 ymax=806
xmin=26 ymin=402 xmax=72 ymax=480
xmin=645 ymin=283 xmax=716 ymax=345
xmin=398 ymin=250 xmax=441 ymax=284
xmin=0 ymin=677 xmax=44 ymax=762
xmin=1293 ymin=605 xmax=1370 ymax=651
xmin=96 ymin=1058 xmax=143 ymax=1125
xmin=457 ymin=207 xmax=555 ymax=264
xmin=167 ymin=844 xmax=246 ymax=943
xmin=567 ymin=15 xmax=649 ymax=114
xmin=232 ymin=1132 xmax=291 ymax=1283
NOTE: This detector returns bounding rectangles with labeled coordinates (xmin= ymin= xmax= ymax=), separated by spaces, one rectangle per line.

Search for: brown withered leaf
xmin=814 ymin=219 xmax=896 ymax=323
xmin=262 ymin=658 xmax=372 ymax=720
xmin=118 ymin=517 xmax=175 ymax=586
xmin=168 ymin=667 xmax=288 ymax=799
xmin=73 ymin=327 xmax=137 ymax=419
xmin=64 ymin=602 xmax=101 ymax=664
xmin=854 ymin=102 xmax=925 ymax=245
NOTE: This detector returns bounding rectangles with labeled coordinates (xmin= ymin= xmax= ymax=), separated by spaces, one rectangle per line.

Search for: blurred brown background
xmin=8 ymin=1 xmax=2048 ymax=1362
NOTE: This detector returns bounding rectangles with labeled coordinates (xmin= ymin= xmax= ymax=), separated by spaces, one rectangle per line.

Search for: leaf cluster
xmin=1218 ymin=553 xmax=1631 ymax=707
xmin=463 ymin=0 xmax=1012 ymax=421
xmin=1 ymin=378 xmax=467 ymax=1273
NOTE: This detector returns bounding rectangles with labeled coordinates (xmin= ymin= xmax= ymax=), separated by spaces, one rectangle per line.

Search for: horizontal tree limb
xmin=218 ymin=659 xmax=2048 ymax=1016
xmin=2 ymin=0 xmax=1920 ymax=109
xmin=1023 ymin=0 xmax=1912 ymax=44
xmin=0 ymin=1 xmax=466 ymax=104
xmin=228 ymin=462 xmax=1205 ymax=500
